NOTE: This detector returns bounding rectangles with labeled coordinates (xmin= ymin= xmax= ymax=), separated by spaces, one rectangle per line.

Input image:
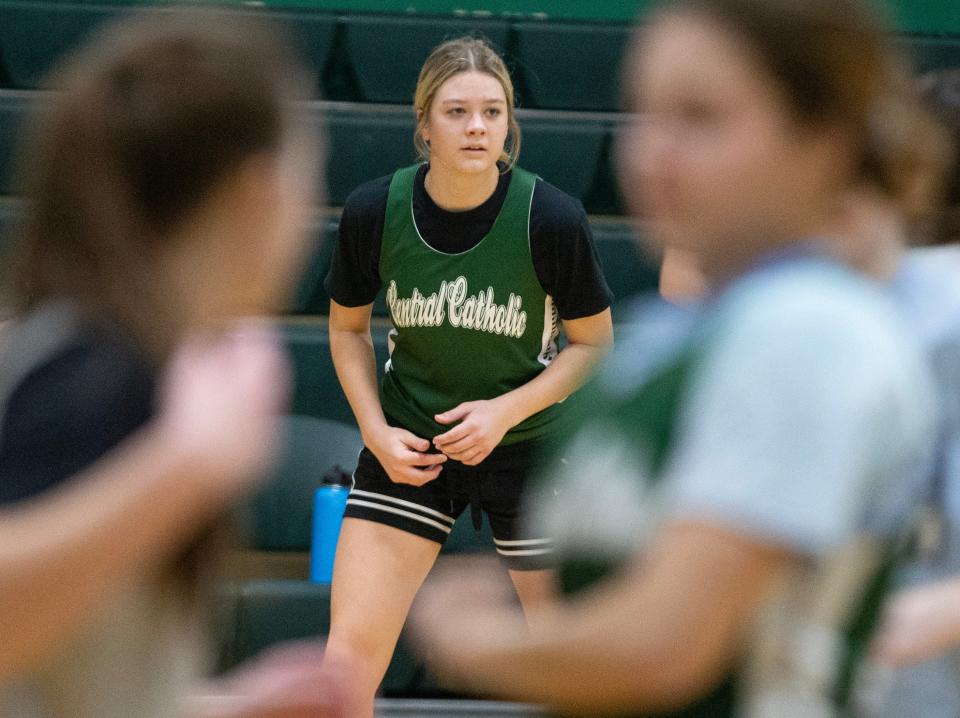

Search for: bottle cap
xmin=321 ymin=465 xmax=352 ymax=487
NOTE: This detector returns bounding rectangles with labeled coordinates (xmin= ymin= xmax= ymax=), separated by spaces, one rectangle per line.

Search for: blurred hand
xmin=366 ymin=425 xmax=446 ymax=486
xmin=158 ymin=321 xmax=290 ymax=498
xmin=873 ymin=579 xmax=960 ymax=666
xmin=408 ymin=560 xmax=526 ymax=691
xmin=433 ymin=399 xmax=515 ymax=465
xmin=192 ymin=641 xmax=362 ymax=718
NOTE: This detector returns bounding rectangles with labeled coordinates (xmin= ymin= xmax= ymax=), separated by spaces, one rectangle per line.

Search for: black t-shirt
xmin=0 ymin=320 xmax=155 ymax=504
xmin=324 ymin=164 xmax=613 ymax=319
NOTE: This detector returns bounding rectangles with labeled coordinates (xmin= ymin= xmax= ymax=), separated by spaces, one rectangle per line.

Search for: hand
xmin=408 ymin=560 xmax=526 ymax=692
xmin=157 ymin=321 xmax=290 ymax=499
xmin=433 ymin=399 xmax=515 ymax=465
xmin=191 ymin=641 xmax=362 ymax=718
xmin=872 ymin=579 xmax=960 ymax=666
xmin=366 ymin=425 xmax=447 ymax=486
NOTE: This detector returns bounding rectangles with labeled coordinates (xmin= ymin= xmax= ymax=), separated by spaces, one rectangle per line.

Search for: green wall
xmin=217 ymin=0 xmax=960 ymax=34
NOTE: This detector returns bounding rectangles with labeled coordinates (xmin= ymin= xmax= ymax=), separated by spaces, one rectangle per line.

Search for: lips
xmin=462 ymin=146 xmax=487 ymax=152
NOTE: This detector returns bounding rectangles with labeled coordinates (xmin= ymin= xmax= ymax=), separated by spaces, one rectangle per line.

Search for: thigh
xmin=328 ymin=518 xmax=441 ymax=670
xmin=328 ymin=448 xmax=467 ymax=666
xmin=481 ymin=462 xmax=556 ymax=572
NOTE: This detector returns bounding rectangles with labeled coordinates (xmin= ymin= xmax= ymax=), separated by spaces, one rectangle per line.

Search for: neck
xmin=424 ymin=161 xmax=500 ymax=211
xmin=157 ymin=223 xmax=229 ymax=340
xmin=699 ymin=217 xmax=835 ymax=287
xmin=830 ymin=191 xmax=906 ymax=281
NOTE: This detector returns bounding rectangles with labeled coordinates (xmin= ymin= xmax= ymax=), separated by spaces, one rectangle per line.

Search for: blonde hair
xmin=413 ymin=36 xmax=521 ymax=170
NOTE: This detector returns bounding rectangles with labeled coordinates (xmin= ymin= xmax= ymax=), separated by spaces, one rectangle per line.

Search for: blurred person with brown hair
xmin=639 ymin=63 xmax=960 ymax=718
xmin=0 ymin=11 xmax=359 ymax=718
xmin=0 ymin=326 xmax=286 ymax=680
xmin=408 ymin=0 xmax=947 ymax=715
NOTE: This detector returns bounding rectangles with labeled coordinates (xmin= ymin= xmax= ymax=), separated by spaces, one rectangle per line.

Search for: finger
xmin=434 ymin=422 xmax=472 ymax=447
xmin=435 ymin=403 xmax=472 ymax=425
xmin=399 ymin=450 xmax=447 ymax=467
xmin=397 ymin=429 xmax=430 ymax=452
xmin=394 ymin=465 xmax=444 ymax=486
xmin=435 ymin=434 xmax=477 ymax=456
xmin=459 ymin=448 xmax=487 ymax=466
xmin=408 ymin=465 xmax=444 ymax=485
xmin=440 ymin=448 xmax=472 ymax=462
xmin=442 ymin=443 xmax=486 ymax=463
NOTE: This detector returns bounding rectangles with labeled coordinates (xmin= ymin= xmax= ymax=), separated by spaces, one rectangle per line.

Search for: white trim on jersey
xmin=384 ymin=328 xmax=398 ymax=373
xmin=538 ymin=294 xmax=560 ymax=368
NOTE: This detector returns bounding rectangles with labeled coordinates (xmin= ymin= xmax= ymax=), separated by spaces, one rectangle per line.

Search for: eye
xmin=447 ymin=107 xmax=466 ymax=116
xmin=485 ymin=107 xmax=502 ymax=117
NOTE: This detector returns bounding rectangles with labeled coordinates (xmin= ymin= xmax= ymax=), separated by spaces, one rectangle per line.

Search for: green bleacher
xmin=2 ymin=2 xmax=959 ymax=103
xmin=0 ymin=1 xmax=957 ymax=710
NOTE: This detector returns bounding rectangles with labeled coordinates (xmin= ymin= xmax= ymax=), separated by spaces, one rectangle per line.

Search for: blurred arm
xmin=0 ymin=326 xmax=286 ymax=680
xmin=419 ymin=521 xmax=789 ymax=715
xmin=0 ymin=425 xmax=232 ymax=679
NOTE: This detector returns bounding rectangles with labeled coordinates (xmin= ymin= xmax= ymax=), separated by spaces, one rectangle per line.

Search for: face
xmin=421 ymin=70 xmax=509 ymax=176
xmin=619 ymin=13 xmax=848 ymax=270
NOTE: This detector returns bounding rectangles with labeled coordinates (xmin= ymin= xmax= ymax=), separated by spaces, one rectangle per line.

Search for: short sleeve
xmin=529 ymin=180 xmax=613 ymax=320
xmin=0 ymin=334 xmax=155 ymax=504
xmin=324 ymin=176 xmax=390 ymax=307
xmin=662 ymin=282 xmax=934 ymax=555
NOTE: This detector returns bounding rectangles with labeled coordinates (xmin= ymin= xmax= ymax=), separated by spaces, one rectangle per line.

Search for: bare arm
xmin=500 ymin=308 xmax=614 ymax=425
xmin=873 ymin=577 xmax=960 ymax=666
xmin=0 ymin=427 xmax=228 ymax=678
xmin=434 ymin=308 xmax=614 ymax=465
xmin=328 ymin=300 xmax=446 ymax=485
xmin=413 ymin=521 xmax=789 ymax=715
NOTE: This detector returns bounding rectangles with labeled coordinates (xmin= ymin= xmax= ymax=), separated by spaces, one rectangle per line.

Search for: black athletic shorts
xmin=343 ymin=440 xmax=555 ymax=571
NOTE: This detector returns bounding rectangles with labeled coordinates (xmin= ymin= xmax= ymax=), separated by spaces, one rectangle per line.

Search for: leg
xmin=483 ymin=463 xmax=559 ymax=624
xmin=509 ymin=568 xmax=558 ymax=618
xmin=324 ymin=518 xmax=441 ymax=717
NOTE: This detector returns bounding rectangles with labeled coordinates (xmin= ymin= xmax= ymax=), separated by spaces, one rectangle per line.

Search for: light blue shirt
xmin=662 ymin=258 xmax=934 ymax=554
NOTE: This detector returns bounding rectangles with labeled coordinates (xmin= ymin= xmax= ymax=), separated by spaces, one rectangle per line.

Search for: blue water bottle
xmin=310 ymin=467 xmax=351 ymax=583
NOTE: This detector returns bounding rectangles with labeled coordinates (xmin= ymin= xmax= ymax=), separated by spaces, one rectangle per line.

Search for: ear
xmin=418 ymin=108 xmax=431 ymax=145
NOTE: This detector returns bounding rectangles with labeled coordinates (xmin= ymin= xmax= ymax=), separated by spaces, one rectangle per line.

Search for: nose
xmin=466 ymin=111 xmax=487 ymax=135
